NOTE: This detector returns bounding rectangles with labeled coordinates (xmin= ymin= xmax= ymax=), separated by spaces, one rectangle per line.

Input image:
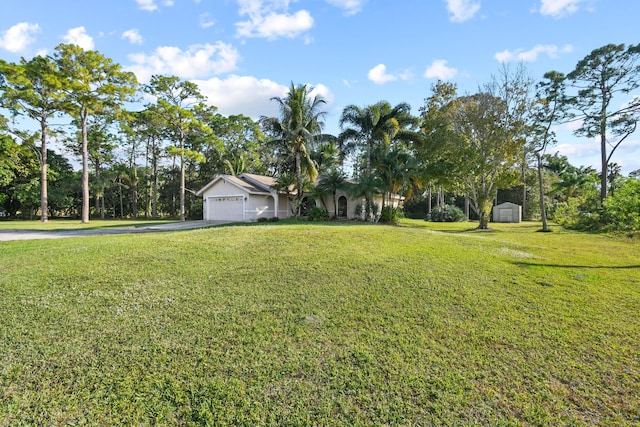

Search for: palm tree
xmin=316 ymin=169 xmax=347 ymax=218
xmin=375 ymin=146 xmax=422 ymax=209
xmin=339 ymin=101 xmax=414 ymax=220
xmin=261 ymin=82 xmax=326 ymax=215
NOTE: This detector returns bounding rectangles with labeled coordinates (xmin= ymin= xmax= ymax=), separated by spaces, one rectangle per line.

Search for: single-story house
xmin=196 ymin=173 xmax=402 ymax=222
xmin=492 ymin=201 xmax=522 ymax=223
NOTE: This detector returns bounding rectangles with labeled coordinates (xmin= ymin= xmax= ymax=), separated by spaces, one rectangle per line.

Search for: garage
xmin=206 ymin=195 xmax=244 ymax=221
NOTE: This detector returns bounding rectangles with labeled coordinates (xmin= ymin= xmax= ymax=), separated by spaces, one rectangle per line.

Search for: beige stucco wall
xmin=318 ymin=190 xmax=364 ymax=219
xmin=316 ymin=190 xmax=401 ymax=220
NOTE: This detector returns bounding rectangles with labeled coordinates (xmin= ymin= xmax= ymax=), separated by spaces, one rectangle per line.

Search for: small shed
xmin=492 ymin=202 xmax=521 ymax=223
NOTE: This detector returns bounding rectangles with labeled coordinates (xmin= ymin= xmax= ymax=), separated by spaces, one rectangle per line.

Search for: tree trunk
xmin=144 ymin=140 xmax=150 ymax=219
xmin=521 ymin=161 xmax=527 ymax=220
xmin=132 ymin=170 xmax=138 ymax=218
xmin=119 ymin=177 xmax=124 ymax=218
xmin=599 ymin=96 xmax=608 ymax=203
xmin=152 ymin=147 xmax=158 ymax=219
xmin=600 ymin=131 xmax=608 ymax=202
xmin=536 ymin=152 xmax=550 ymax=232
xmin=81 ymin=109 xmax=90 ymax=223
xmin=179 ymin=134 xmax=186 ymax=222
xmin=365 ymin=138 xmax=372 ymax=221
xmin=477 ymin=197 xmax=492 ymax=230
xmin=95 ymin=161 xmax=101 ymax=219
xmin=295 ymin=144 xmax=303 ymax=216
xmin=39 ymin=120 xmax=48 ymax=222
xmin=465 ymin=195 xmax=470 ymax=220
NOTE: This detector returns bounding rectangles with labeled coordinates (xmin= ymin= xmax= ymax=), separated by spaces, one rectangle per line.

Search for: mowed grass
xmin=0 ymin=220 xmax=638 ymax=425
xmin=0 ymin=218 xmax=176 ymax=231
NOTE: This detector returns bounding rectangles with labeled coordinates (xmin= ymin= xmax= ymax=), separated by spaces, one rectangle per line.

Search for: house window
xmin=338 ymin=196 xmax=347 ymax=217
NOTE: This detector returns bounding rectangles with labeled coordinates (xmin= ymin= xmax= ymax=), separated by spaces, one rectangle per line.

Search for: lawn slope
xmin=1 ymin=221 xmax=638 ymax=425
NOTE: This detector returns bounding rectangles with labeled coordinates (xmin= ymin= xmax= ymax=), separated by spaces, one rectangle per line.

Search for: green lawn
xmin=1 ymin=220 xmax=638 ymax=425
xmin=0 ymin=218 xmax=176 ymax=231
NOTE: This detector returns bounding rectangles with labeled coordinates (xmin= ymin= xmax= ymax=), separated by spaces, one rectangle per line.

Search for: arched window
xmin=338 ymin=196 xmax=348 ymax=218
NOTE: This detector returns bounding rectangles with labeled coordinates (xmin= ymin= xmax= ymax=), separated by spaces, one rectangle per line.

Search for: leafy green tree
xmin=211 ymin=114 xmax=265 ymax=176
xmin=128 ymin=106 xmax=167 ymax=219
xmin=261 ymin=82 xmax=326 ymax=215
xmin=450 ymin=92 xmax=522 ymax=229
xmin=0 ymin=135 xmax=40 ymax=217
xmin=312 ymin=139 xmax=342 ymax=174
xmin=566 ymin=43 xmax=640 ymax=202
xmin=418 ymin=81 xmax=465 ymax=214
xmin=492 ymin=64 xmax=535 ymax=218
xmin=374 ymin=145 xmax=421 ymax=210
xmin=0 ymin=55 xmax=65 ymax=222
xmin=54 ymin=43 xmax=137 ymax=223
xmin=46 ymin=151 xmax=78 ymax=217
xmin=144 ymin=75 xmax=208 ymax=221
xmin=530 ymin=71 xmax=568 ymax=231
xmin=0 ymin=135 xmax=22 ymax=189
xmin=603 ymin=177 xmax=640 ymax=231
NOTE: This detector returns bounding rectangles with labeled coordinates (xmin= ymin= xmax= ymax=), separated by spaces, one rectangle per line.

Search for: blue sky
xmin=1 ymin=0 xmax=638 ymax=174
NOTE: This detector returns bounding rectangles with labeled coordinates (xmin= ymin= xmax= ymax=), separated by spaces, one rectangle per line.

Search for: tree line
xmin=1 ymin=43 xmax=639 ymax=231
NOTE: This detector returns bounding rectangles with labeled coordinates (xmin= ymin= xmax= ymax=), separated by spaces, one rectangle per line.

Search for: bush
xmin=308 ymin=207 xmax=329 ymax=222
xmin=257 ymin=217 xmax=269 ymax=223
xmin=379 ymin=206 xmax=403 ymax=225
xmin=268 ymin=216 xmax=279 ymax=222
xmin=354 ymin=203 xmax=362 ymax=218
xmin=427 ymin=205 xmax=466 ymax=222
xmin=553 ymin=198 xmax=601 ymax=231
xmin=403 ymin=196 xmax=429 ymax=219
xmin=602 ymin=178 xmax=640 ymax=232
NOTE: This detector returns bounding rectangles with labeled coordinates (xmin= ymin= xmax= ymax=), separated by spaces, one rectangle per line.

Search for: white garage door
xmin=207 ymin=195 xmax=244 ymax=221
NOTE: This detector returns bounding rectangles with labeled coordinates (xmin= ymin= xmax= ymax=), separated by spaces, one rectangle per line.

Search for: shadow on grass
xmin=515 ymin=261 xmax=640 ymax=269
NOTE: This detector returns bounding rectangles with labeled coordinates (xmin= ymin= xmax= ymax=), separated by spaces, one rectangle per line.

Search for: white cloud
xmin=63 ymin=27 xmax=94 ymax=50
xmin=200 ymin=13 xmax=215 ymax=29
xmin=236 ymin=10 xmax=314 ymax=39
xmin=444 ymin=0 xmax=481 ymax=23
xmin=135 ymin=0 xmax=173 ymax=11
xmin=494 ymin=44 xmax=573 ymax=63
xmin=424 ymin=59 xmax=458 ymax=80
xmin=235 ymin=0 xmax=314 ymax=40
xmin=309 ymin=83 xmax=335 ymax=106
xmin=367 ymin=64 xmax=412 ymax=85
xmin=135 ymin=0 xmax=158 ymax=11
xmin=0 ymin=22 xmax=40 ymax=53
xmin=368 ymin=64 xmax=397 ymax=84
xmin=192 ymin=75 xmax=288 ymax=118
xmin=122 ymin=29 xmax=143 ymax=45
xmin=324 ymin=0 xmax=367 ymax=16
xmin=127 ymin=42 xmax=241 ymax=83
xmin=193 ymin=76 xmax=334 ymax=119
xmin=539 ymin=0 xmax=586 ymax=18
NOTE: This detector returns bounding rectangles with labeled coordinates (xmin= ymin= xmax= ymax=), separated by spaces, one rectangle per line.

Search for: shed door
xmin=207 ymin=196 xmax=244 ymax=221
xmin=499 ymin=208 xmax=513 ymax=222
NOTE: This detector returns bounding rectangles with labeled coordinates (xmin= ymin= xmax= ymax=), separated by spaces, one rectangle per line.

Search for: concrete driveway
xmin=0 ymin=221 xmax=228 ymax=242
